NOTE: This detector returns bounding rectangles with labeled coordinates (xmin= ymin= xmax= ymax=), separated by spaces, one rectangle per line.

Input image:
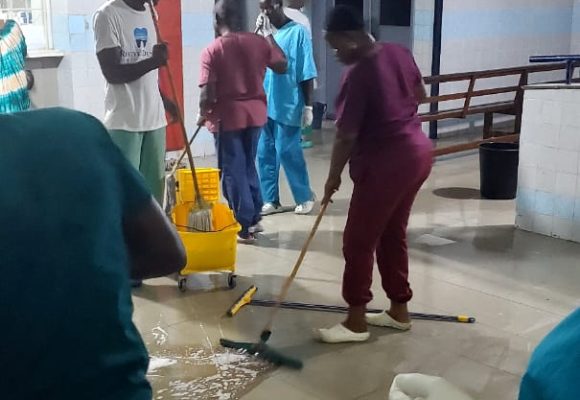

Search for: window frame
xmin=0 ymin=0 xmax=53 ymax=50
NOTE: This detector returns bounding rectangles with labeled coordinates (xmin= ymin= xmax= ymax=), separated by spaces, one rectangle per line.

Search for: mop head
xmin=187 ymin=206 xmax=213 ymax=232
xmin=220 ymin=337 xmax=303 ymax=370
xmin=226 ymin=285 xmax=258 ymax=317
xmin=164 ymin=174 xmax=177 ymax=217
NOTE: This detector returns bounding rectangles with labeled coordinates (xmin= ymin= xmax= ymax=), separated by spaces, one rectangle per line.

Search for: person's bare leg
xmin=389 ymin=301 xmax=411 ymax=323
xmin=343 ymin=305 xmax=368 ymax=333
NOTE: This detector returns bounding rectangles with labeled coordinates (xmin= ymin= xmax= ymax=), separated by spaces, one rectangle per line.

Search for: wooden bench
xmin=420 ymin=63 xmax=573 ymax=143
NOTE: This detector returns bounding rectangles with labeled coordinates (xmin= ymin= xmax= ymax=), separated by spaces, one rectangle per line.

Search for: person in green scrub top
xmin=0 ymin=108 xmax=186 ymax=400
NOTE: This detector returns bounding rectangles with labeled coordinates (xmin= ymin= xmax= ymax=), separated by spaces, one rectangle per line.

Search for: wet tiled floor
xmin=134 ymin=132 xmax=580 ymax=400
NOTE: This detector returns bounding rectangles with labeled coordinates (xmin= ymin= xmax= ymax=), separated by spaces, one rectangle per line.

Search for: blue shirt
xmin=0 ymin=108 xmax=152 ymax=400
xmin=519 ymin=308 xmax=580 ymax=400
xmin=264 ymin=21 xmax=317 ymax=127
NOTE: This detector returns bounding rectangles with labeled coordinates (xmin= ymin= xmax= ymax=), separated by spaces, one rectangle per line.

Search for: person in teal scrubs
xmin=519 ymin=308 xmax=580 ymax=400
xmin=0 ymin=108 xmax=186 ymax=399
xmin=256 ymin=0 xmax=317 ymax=216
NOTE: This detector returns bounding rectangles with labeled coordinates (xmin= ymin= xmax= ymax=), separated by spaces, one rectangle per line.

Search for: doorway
xmin=321 ymin=0 xmax=414 ymax=117
xmin=324 ymin=0 xmax=371 ymax=118
xmin=376 ymin=0 xmax=413 ymax=49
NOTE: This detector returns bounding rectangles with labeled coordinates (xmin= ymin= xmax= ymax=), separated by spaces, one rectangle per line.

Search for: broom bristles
xmin=220 ymin=338 xmax=303 ymax=369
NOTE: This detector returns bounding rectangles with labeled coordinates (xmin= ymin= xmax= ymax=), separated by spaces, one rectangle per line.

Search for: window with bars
xmin=0 ymin=0 xmax=51 ymax=50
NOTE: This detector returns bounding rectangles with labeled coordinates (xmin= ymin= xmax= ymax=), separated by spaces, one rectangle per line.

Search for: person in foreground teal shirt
xmin=519 ymin=308 xmax=580 ymax=400
xmin=0 ymin=108 xmax=186 ymax=400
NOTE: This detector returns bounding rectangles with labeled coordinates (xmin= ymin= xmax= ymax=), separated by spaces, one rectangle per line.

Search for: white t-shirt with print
xmin=93 ymin=0 xmax=166 ymax=132
xmin=283 ymin=7 xmax=312 ymax=38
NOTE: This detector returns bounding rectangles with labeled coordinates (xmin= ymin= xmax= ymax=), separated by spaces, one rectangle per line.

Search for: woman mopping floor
xmin=317 ymin=6 xmax=433 ymax=343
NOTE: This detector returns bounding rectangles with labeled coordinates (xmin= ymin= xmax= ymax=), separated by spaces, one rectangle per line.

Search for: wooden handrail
xmin=433 ymin=134 xmax=520 ymax=158
xmin=461 ymin=75 xmax=477 ymax=118
xmin=420 ymin=62 xmax=575 ymax=123
xmin=420 ymin=61 xmax=576 ymax=154
xmin=423 ymin=62 xmax=570 ymax=84
xmin=424 ymin=86 xmax=521 ymax=104
xmin=420 ymin=102 xmax=515 ymax=122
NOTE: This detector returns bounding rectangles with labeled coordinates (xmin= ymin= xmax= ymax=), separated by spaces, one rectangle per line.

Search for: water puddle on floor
xmin=147 ymin=347 xmax=274 ymax=400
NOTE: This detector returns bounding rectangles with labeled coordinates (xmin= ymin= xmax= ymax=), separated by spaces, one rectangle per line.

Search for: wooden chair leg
xmin=484 ymin=113 xmax=494 ymax=139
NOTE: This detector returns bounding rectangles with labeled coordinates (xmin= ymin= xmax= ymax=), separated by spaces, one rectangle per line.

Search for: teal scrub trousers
xmin=258 ymin=118 xmax=312 ymax=205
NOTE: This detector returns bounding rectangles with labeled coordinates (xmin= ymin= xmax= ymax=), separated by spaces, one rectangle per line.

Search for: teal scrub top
xmin=519 ymin=308 xmax=580 ymax=400
xmin=0 ymin=108 xmax=152 ymax=400
xmin=264 ymin=21 xmax=318 ymax=128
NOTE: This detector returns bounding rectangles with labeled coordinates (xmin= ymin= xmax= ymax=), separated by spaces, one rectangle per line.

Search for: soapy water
xmin=152 ymin=326 xmax=169 ymax=346
xmin=145 ymin=297 xmax=271 ymax=399
xmin=148 ymin=347 xmax=273 ymax=400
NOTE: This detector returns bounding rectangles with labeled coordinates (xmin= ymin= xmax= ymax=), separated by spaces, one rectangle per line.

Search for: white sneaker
xmin=249 ymin=223 xmax=264 ymax=234
xmin=237 ymin=234 xmax=257 ymax=245
xmin=366 ymin=311 xmax=412 ymax=331
xmin=315 ymin=324 xmax=370 ymax=344
xmin=261 ymin=203 xmax=282 ymax=216
xmin=295 ymin=200 xmax=315 ymax=215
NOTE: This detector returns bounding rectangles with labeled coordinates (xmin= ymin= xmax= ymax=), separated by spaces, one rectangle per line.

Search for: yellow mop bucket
xmin=173 ymin=202 xmax=241 ymax=291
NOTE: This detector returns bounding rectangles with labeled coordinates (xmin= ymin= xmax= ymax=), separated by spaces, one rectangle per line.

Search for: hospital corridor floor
xmin=133 ymin=132 xmax=580 ymax=400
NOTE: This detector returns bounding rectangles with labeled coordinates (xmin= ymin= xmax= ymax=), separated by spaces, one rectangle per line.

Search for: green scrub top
xmin=0 ymin=108 xmax=152 ymax=400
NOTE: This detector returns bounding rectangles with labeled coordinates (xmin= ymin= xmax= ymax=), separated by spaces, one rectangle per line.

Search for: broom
xmin=163 ymin=124 xmax=203 ymax=217
xmin=147 ymin=0 xmax=212 ymax=232
xmin=220 ymin=202 xmax=329 ymax=369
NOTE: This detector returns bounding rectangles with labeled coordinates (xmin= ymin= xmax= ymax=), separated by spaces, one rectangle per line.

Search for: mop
xmin=220 ymin=203 xmax=330 ymax=369
xmin=164 ymin=125 xmax=203 ymax=217
xmin=147 ymin=1 xmax=212 ymax=232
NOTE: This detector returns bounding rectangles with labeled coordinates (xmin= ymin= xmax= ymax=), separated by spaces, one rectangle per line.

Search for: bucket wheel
xmin=227 ymin=273 xmax=237 ymax=289
xmin=178 ymin=276 xmax=187 ymax=292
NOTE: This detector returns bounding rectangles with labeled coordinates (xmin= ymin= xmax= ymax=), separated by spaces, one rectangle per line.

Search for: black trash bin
xmin=479 ymin=142 xmax=519 ymax=200
xmin=312 ymin=102 xmax=327 ymax=130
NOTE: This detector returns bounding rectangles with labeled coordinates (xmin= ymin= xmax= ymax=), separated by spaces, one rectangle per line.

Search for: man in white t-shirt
xmin=93 ymin=0 xmax=177 ymax=206
xmin=283 ymin=0 xmax=311 ymax=37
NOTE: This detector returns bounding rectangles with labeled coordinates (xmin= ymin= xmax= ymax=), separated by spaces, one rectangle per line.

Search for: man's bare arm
xmin=96 ymin=45 xmax=167 ymax=84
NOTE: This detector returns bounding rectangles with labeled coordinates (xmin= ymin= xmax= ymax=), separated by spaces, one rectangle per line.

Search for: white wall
xmin=516 ymin=86 xmax=580 ymax=242
xmin=379 ymin=26 xmax=413 ymax=49
xmin=28 ymin=67 xmax=60 ymax=108
xmin=439 ymin=0 xmax=575 ymax=110
xmin=441 ymin=0 xmax=574 ymax=74
xmin=48 ymin=0 xmax=107 ymax=116
xmin=180 ymin=0 xmax=216 ymax=157
xmin=571 ymin=0 xmax=580 ymax=53
xmin=412 ymin=0 xmax=434 ymax=76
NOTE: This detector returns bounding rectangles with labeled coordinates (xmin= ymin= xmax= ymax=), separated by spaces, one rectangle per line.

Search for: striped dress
xmin=0 ymin=20 xmax=30 ymax=113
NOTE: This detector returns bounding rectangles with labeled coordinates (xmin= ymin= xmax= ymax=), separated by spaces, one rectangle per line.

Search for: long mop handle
xmin=251 ymin=300 xmax=476 ymax=323
xmin=261 ymin=202 xmax=329 ymax=339
xmin=147 ymin=1 xmax=205 ymax=207
xmin=170 ymin=125 xmax=203 ymax=177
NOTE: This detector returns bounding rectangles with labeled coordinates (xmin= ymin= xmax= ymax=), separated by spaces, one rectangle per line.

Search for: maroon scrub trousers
xmin=342 ymin=142 xmax=432 ymax=306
